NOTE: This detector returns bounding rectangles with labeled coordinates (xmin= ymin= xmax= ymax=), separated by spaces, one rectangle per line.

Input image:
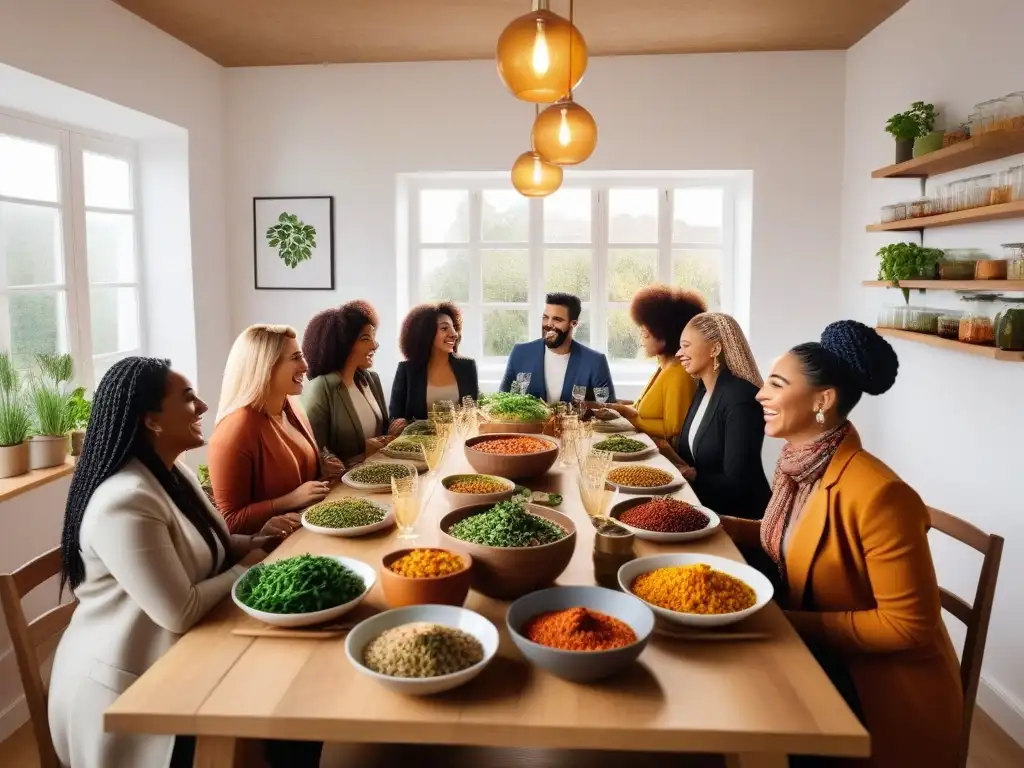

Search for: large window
xmin=0 ymin=112 xmax=142 ymax=387
xmin=408 ymin=178 xmax=734 ymax=381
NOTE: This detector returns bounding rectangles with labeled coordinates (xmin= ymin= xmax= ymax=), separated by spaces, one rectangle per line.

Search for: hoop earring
xmin=815 ymin=407 xmax=826 ymax=425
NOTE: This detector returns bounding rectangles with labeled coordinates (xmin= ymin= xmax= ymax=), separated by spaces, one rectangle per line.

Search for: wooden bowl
xmin=438 ymin=503 xmax=577 ymax=599
xmin=463 ymin=433 xmax=559 ymax=479
xmin=379 ymin=548 xmax=473 ymax=608
xmin=441 ymin=473 xmax=516 ymax=507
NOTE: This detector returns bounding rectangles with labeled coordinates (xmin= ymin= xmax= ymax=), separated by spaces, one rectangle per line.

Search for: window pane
xmin=83 ymin=151 xmax=132 ymax=210
xmin=86 ymin=212 xmax=136 ymax=283
xmin=607 ymin=307 xmax=642 ymax=361
xmin=608 ymin=188 xmax=658 ymax=243
xmin=483 ymin=309 xmax=529 ymax=357
xmin=8 ymin=291 xmax=67 ymax=370
xmin=93 ymin=353 xmax=127 ymax=387
xmin=608 ymin=248 xmax=657 ymax=302
xmin=481 ymin=190 xmax=528 ymax=242
xmin=544 ymin=249 xmax=592 ymax=301
xmin=673 ymin=188 xmax=723 ymax=243
xmin=482 ymin=249 xmax=528 ymax=302
xmin=90 ymin=286 xmax=139 ymax=356
xmin=574 ymin=307 xmax=591 ymax=347
xmin=0 ymin=135 xmax=59 ymax=202
xmin=543 ymin=187 xmax=590 ymax=243
xmin=673 ymin=249 xmax=723 ymax=310
xmin=0 ymin=202 xmax=63 ymax=286
xmin=419 ymin=190 xmax=469 ymax=243
xmin=420 ymin=248 xmax=469 ymax=302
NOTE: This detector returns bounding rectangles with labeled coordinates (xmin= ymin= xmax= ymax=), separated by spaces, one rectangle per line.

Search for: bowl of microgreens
xmin=477 ymin=392 xmax=551 ymax=434
xmin=232 ymin=553 xmax=376 ymax=628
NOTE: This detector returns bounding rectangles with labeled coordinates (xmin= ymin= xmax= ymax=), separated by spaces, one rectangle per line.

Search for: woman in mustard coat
xmin=724 ymin=320 xmax=962 ymax=768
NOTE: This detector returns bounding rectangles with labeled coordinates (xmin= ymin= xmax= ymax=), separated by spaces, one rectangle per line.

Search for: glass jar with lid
xmin=1005 ymin=92 xmax=1024 ymax=130
xmin=936 ymin=310 xmax=965 ymax=340
xmin=905 ymin=308 xmax=942 ymax=334
xmin=939 ymin=249 xmax=979 ymax=280
xmin=990 ymin=169 xmax=1013 ymax=205
xmin=881 ymin=205 xmax=898 ymax=224
xmin=995 ymin=298 xmax=1024 ymax=351
xmin=975 ymin=258 xmax=1009 ymax=280
xmin=1002 ymin=243 xmax=1024 ymax=280
xmin=1009 ymin=166 xmax=1024 ymax=202
xmin=958 ymin=294 xmax=1000 ymax=345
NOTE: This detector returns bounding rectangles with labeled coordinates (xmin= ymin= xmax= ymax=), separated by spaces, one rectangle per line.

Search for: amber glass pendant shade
xmin=532 ymin=99 xmax=598 ymax=165
xmin=511 ymin=150 xmax=563 ymax=197
xmin=496 ymin=2 xmax=588 ymax=104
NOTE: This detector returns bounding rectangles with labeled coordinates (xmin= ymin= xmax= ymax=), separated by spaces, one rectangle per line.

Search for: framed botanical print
xmin=253 ymin=196 xmax=335 ymax=290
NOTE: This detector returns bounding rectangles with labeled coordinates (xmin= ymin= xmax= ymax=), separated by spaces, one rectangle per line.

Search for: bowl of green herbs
xmin=232 ymin=553 xmax=376 ymax=627
xmin=477 ymin=393 xmax=551 ymax=433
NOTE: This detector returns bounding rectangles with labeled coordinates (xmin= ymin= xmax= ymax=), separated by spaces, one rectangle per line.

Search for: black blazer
xmin=675 ymin=369 xmax=771 ymax=520
xmin=389 ymin=356 xmax=479 ymax=422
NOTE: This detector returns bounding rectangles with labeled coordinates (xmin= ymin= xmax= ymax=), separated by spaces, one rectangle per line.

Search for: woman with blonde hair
xmin=668 ymin=312 xmax=771 ymax=519
xmin=208 ymin=324 xmax=331 ymax=535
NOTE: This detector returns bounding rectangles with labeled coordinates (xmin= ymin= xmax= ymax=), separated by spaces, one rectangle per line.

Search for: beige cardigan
xmin=48 ymin=459 xmax=247 ymax=768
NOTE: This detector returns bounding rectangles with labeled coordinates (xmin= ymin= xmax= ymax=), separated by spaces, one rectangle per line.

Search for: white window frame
xmin=407 ymin=175 xmax=736 ymax=386
xmin=0 ymin=110 xmax=144 ymax=390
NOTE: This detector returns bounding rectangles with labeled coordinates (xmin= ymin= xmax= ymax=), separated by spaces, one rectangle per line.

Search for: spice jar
xmin=905 ymin=308 xmax=941 ymax=334
xmin=975 ymin=259 xmax=1009 ymax=280
xmin=958 ymin=294 xmax=1000 ymax=345
xmin=990 ymin=170 xmax=1013 ymax=205
xmin=593 ymin=522 xmax=635 ymax=590
xmin=995 ymin=299 xmax=1024 ymax=351
xmin=1002 ymin=243 xmax=1024 ymax=280
xmin=937 ymin=311 xmax=964 ymax=340
xmin=881 ymin=205 xmax=898 ymax=223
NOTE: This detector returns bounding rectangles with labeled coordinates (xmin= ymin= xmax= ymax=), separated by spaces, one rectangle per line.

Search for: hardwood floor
xmin=2 ymin=708 xmax=1020 ymax=767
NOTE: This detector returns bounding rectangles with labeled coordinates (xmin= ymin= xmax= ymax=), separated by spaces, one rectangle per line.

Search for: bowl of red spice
xmin=380 ymin=548 xmax=473 ymax=608
xmin=506 ymin=586 xmax=654 ymax=682
xmin=464 ymin=433 xmax=559 ymax=479
xmin=609 ymin=496 xmax=720 ymax=542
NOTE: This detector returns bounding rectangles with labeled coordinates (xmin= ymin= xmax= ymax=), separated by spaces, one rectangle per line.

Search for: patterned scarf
xmin=761 ymin=422 xmax=851 ymax=575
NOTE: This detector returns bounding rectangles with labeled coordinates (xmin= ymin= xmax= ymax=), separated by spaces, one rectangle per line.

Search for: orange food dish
xmin=470 ymin=436 xmax=552 ymax=455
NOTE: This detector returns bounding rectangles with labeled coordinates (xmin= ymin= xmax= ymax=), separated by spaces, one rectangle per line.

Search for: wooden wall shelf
xmin=863 ymin=280 xmax=1024 ymax=291
xmin=872 ymin=129 xmax=1024 ymax=179
xmin=876 ymin=328 xmax=1024 ymax=361
xmin=866 ymin=200 xmax=1024 ymax=231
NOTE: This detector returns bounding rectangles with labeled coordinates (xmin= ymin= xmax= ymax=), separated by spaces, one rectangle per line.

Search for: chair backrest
xmin=0 ymin=547 xmax=77 ymax=768
xmin=927 ymin=507 xmax=1004 ymax=768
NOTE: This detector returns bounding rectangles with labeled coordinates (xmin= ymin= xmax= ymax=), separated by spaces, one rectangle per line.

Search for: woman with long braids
xmin=665 ymin=311 xmax=771 ymax=519
xmin=724 ymin=320 xmax=961 ymax=767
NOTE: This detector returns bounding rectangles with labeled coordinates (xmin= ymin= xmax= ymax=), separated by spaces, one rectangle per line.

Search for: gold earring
xmin=815 ymin=407 xmax=826 ymax=425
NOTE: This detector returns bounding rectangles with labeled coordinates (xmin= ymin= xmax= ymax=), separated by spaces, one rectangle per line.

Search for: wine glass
xmin=430 ymin=409 xmax=454 ymax=445
xmin=516 ymin=372 xmax=532 ymax=394
xmin=593 ymin=387 xmax=610 ymax=407
xmin=571 ymin=385 xmax=587 ymax=415
xmin=391 ymin=469 xmax=421 ymax=540
xmin=418 ymin=436 xmax=446 ymax=477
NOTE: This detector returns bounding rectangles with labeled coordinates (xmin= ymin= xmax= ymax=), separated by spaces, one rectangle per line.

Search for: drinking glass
xmin=572 ymin=385 xmax=587 ymax=412
xmin=430 ymin=409 xmax=454 ymax=445
xmin=391 ymin=469 xmax=421 ymax=540
xmin=593 ymin=386 xmax=610 ymax=406
xmin=418 ymin=436 xmax=446 ymax=477
xmin=516 ymin=372 xmax=532 ymax=394
xmin=577 ymin=473 xmax=614 ymax=522
xmin=559 ymin=425 xmax=579 ymax=470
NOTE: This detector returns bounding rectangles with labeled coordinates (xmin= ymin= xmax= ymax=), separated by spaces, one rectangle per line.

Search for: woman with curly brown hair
xmin=300 ymin=300 xmax=398 ymax=467
xmin=390 ymin=302 xmax=479 ymax=421
xmin=603 ymin=285 xmax=706 ymax=441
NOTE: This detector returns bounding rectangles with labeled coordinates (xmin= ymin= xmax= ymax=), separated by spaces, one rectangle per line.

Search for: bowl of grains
xmin=609 ymin=496 xmax=720 ymax=543
xmin=342 ymin=460 xmax=420 ymax=491
xmin=345 ymin=604 xmax=499 ymax=695
xmin=441 ymin=473 xmax=516 ymax=507
xmin=506 ymin=586 xmax=655 ymax=682
xmin=439 ymin=499 xmax=576 ymax=599
xmin=605 ymin=464 xmax=682 ymax=495
xmin=591 ymin=435 xmax=657 ymax=461
xmin=379 ymin=548 xmax=473 ymax=608
xmin=464 ymin=433 xmax=560 ymax=479
xmin=618 ymin=553 xmax=774 ymax=628
xmin=302 ymin=498 xmax=394 ymax=537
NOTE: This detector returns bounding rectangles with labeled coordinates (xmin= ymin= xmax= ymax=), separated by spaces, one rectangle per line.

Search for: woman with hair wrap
xmin=666 ymin=311 xmax=771 ymax=519
xmin=47 ymin=358 xmax=321 ymax=768
xmin=724 ymin=320 xmax=962 ymax=767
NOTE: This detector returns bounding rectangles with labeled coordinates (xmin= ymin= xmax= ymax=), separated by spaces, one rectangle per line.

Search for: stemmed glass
xmin=417 ymin=436 xmax=446 ymax=477
xmin=571 ymin=385 xmax=587 ymax=415
xmin=516 ymin=372 xmax=532 ymax=394
xmin=430 ymin=408 xmax=454 ymax=445
xmin=391 ymin=468 xmax=421 ymax=540
xmin=577 ymin=448 xmax=615 ymax=522
xmin=593 ymin=387 xmax=610 ymax=407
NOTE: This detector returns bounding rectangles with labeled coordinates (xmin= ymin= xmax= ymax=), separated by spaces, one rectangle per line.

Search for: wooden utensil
xmin=654 ymin=625 xmax=770 ymax=642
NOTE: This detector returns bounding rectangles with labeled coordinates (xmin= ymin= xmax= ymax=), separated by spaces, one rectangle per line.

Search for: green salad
xmin=593 ymin=436 xmax=647 ymax=453
xmin=236 ymin=554 xmax=365 ymax=614
xmin=447 ymin=499 xmax=566 ymax=548
xmin=478 ymin=392 xmax=551 ymax=423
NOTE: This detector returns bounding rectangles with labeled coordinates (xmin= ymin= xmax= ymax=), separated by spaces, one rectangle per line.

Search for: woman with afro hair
xmin=390 ymin=302 xmax=479 ymax=421
xmin=603 ymin=285 xmax=706 ymax=442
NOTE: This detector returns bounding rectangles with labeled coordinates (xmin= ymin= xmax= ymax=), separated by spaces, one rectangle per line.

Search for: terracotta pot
xmin=379 ymin=548 xmax=473 ymax=608
xmin=463 ymin=433 xmax=559 ymax=479
xmin=70 ymin=429 xmax=86 ymax=456
xmin=29 ymin=435 xmax=70 ymax=469
xmin=0 ymin=442 xmax=30 ymax=479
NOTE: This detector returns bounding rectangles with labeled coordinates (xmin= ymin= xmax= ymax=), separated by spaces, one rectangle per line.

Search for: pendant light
xmin=531 ymin=0 xmax=597 ymax=165
xmin=511 ymin=106 xmax=564 ymax=197
xmin=496 ymin=0 xmax=588 ymax=104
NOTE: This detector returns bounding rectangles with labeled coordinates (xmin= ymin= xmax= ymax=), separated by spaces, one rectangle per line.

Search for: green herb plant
xmin=447 ymin=498 xmax=566 ymax=547
xmin=877 ymin=242 xmax=946 ymax=302
xmin=236 ymin=554 xmax=365 ymax=614
xmin=30 ymin=353 xmax=75 ymax=437
xmin=478 ymin=392 xmax=551 ymax=422
xmin=266 ymin=212 xmax=317 ymax=269
xmin=885 ymin=101 xmax=938 ymax=141
xmin=0 ymin=352 xmax=32 ymax=448
xmin=68 ymin=387 xmax=91 ymax=431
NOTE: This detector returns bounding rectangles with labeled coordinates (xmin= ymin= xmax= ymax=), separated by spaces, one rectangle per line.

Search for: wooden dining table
xmin=105 ymin=434 xmax=869 ymax=768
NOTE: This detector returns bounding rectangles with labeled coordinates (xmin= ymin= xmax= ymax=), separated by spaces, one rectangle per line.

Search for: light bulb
xmin=532 ymin=156 xmax=543 ymax=184
xmin=531 ymin=20 xmax=550 ymax=75
xmin=558 ymin=107 xmax=571 ymax=146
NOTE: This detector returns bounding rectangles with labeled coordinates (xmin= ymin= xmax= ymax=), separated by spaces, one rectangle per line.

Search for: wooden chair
xmin=928 ymin=507 xmax=1004 ymax=768
xmin=0 ymin=547 xmax=77 ymax=768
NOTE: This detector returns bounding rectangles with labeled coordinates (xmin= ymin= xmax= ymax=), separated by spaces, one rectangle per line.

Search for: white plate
xmin=617 ymin=553 xmax=774 ymax=628
xmin=232 ymin=555 xmax=377 ymax=628
xmin=345 ymin=605 xmax=499 ymax=696
xmin=608 ymin=498 xmax=721 ymax=542
xmin=605 ymin=463 xmax=684 ymax=495
xmin=590 ymin=433 xmax=659 ymax=461
xmin=301 ymin=502 xmax=395 ymax=538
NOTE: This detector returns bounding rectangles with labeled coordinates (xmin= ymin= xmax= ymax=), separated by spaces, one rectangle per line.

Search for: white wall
xmin=842 ymin=0 xmax=1024 ymax=742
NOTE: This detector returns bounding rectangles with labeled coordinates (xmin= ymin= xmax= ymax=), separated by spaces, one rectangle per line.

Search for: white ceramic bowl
xmin=608 ymin=496 xmax=721 ymax=543
xmin=617 ymin=553 xmax=773 ymax=628
xmin=301 ymin=502 xmax=395 ymax=538
xmin=232 ymin=555 xmax=376 ymax=628
xmin=345 ymin=605 xmax=499 ymax=696
xmin=440 ymin=473 xmax=516 ymax=507
xmin=605 ymin=463 xmax=684 ymax=495
xmin=590 ymin=434 xmax=659 ymax=462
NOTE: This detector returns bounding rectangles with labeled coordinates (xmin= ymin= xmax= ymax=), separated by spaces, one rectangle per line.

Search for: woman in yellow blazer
xmin=725 ymin=320 xmax=962 ymax=768
xmin=604 ymin=285 xmax=705 ymax=441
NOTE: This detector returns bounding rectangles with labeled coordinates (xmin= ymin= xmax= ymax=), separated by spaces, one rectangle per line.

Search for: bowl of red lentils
xmin=441 ymin=473 xmax=516 ymax=507
xmin=464 ymin=433 xmax=560 ymax=479
xmin=380 ymin=547 xmax=474 ymax=608
xmin=609 ymin=496 xmax=720 ymax=543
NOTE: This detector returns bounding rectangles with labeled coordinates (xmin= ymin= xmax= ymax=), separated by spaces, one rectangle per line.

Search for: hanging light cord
xmin=566 ymin=0 xmax=574 ymax=100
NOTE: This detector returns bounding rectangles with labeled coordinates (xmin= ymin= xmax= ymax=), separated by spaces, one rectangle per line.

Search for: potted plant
xmin=885 ymin=101 xmax=939 ymax=162
xmin=68 ymin=386 xmax=91 ymax=456
xmin=28 ymin=353 xmax=75 ymax=469
xmin=877 ymin=242 xmax=946 ymax=302
xmin=0 ymin=352 xmax=32 ymax=479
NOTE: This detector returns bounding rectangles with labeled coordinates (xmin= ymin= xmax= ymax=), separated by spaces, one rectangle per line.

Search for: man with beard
xmin=499 ymin=292 xmax=616 ymax=403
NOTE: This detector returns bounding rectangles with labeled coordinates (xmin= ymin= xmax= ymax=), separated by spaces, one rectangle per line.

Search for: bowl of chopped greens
xmin=302 ymin=498 xmax=394 ymax=538
xmin=439 ymin=499 xmax=576 ymax=599
xmin=477 ymin=393 xmax=551 ymax=433
xmin=232 ymin=553 xmax=376 ymax=628
xmin=343 ymin=460 xmax=420 ymax=491
xmin=592 ymin=435 xmax=658 ymax=461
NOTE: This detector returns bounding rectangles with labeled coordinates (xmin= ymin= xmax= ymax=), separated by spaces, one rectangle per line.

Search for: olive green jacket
xmin=301 ymin=371 xmax=389 ymax=463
